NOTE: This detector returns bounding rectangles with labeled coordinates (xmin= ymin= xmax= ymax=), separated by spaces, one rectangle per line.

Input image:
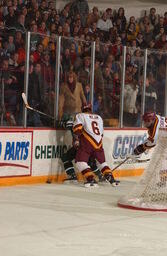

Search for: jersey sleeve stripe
xmin=73 ymin=124 xmax=83 ymax=133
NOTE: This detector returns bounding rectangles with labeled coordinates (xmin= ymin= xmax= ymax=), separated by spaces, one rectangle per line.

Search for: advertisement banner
xmin=32 ymin=128 xmax=151 ymax=176
xmin=0 ymin=131 xmax=32 ymax=177
xmin=103 ymin=129 xmax=152 ymax=171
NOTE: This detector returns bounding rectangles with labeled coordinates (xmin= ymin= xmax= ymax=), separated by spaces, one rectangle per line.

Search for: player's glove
xmin=134 ymin=144 xmax=145 ymax=155
xmin=65 ymin=120 xmax=73 ymax=130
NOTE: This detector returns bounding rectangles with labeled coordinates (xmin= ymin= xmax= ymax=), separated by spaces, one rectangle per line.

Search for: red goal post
xmin=118 ymin=128 xmax=167 ymax=211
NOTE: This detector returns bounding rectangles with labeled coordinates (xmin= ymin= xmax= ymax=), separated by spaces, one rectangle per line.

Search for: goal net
xmin=118 ymin=129 xmax=167 ymax=211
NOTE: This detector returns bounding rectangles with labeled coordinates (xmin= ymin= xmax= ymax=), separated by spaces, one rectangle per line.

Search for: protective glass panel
xmin=59 ymin=36 xmax=91 ymax=122
xmin=96 ymin=41 xmax=122 ymax=128
xmin=123 ymin=46 xmax=145 ymax=127
xmin=0 ymin=27 xmax=26 ymax=126
xmin=147 ymin=49 xmax=167 ymax=116
xmin=27 ymin=32 xmax=56 ymax=127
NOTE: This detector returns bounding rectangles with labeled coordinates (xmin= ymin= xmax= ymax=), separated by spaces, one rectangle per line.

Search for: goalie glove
xmin=134 ymin=144 xmax=145 ymax=155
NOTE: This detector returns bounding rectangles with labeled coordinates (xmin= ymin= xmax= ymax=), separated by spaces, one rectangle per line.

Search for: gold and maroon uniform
xmin=73 ymin=112 xmax=113 ymax=180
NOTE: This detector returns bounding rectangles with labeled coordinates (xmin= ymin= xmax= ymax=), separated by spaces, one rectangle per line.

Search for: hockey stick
xmin=112 ymin=157 xmax=130 ymax=172
xmin=22 ymin=92 xmax=54 ymax=120
xmin=112 ymin=156 xmax=150 ymax=172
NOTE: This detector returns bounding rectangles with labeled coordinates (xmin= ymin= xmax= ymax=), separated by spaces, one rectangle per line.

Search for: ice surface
xmin=0 ymin=178 xmax=167 ymax=256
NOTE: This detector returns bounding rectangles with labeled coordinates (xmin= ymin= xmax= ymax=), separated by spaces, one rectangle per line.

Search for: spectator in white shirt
xmin=97 ymin=11 xmax=113 ymax=32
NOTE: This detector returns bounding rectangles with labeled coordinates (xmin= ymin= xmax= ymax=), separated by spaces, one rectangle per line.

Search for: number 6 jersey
xmin=73 ymin=113 xmax=104 ymax=149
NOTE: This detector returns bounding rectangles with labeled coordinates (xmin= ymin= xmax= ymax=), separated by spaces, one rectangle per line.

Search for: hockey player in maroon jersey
xmin=73 ymin=103 xmax=120 ymax=187
xmin=134 ymin=111 xmax=167 ymax=155
xmin=60 ymin=117 xmax=105 ymax=182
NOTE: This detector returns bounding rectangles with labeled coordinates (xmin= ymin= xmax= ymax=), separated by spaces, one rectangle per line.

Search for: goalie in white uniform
xmin=134 ymin=111 xmax=167 ymax=155
xmin=73 ymin=103 xmax=120 ymax=187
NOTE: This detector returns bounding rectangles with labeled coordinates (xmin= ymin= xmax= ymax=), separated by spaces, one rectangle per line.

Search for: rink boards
xmin=0 ymin=127 xmax=152 ymax=186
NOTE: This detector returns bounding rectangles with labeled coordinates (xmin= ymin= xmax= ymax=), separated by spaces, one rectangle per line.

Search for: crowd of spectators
xmin=0 ymin=0 xmax=166 ymax=126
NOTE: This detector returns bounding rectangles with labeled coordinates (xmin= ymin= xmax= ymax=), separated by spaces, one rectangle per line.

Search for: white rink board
xmin=0 ymin=128 xmax=153 ymax=177
xmin=32 ymin=128 xmax=152 ymax=176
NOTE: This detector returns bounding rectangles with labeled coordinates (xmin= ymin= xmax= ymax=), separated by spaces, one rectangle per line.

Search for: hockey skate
xmin=104 ymin=173 xmax=120 ymax=187
xmin=63 ymin=174 xmax=78 ymax=183
xmin=84 ymin=177 xmax=99 ymax=188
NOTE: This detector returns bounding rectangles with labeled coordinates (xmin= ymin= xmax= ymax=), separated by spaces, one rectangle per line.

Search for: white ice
xmin=0 ymin=177 xmax=167 ymax=256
